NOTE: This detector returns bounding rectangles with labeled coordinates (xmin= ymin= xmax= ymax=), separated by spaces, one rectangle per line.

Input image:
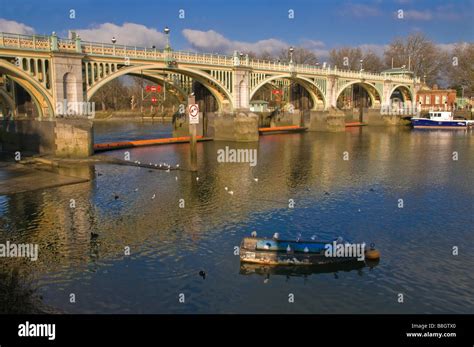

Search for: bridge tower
xmin=50 ymin=33 xmax=85 ymax=110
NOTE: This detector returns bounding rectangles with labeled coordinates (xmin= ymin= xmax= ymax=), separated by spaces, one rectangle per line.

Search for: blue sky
xmin=0 ymin=0 xmax=472 ymax=57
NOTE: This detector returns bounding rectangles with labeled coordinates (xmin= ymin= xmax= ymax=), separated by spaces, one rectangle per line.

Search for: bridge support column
xmin=51 ymin=53 xmax=85 ymax=115
xmin=326 ymin=75 xmax=338 ymax=109
xmin=232 ymin=67 xmax=251 ymax=110
xmin=0 ymin=119 xmax=93 ymax=158
xmin=382 ymin=79 xmax=393 ymax=106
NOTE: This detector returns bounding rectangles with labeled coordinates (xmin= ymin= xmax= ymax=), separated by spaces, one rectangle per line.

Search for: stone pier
xmin=0 ymin=119 xmax=94 ymax=158
xmin=307 ymin=109 xmax=346 ymax=132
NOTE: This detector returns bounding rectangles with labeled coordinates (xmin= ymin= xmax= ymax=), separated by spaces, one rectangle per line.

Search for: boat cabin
xmin=427 ymin=111 xmax=453 ymax=121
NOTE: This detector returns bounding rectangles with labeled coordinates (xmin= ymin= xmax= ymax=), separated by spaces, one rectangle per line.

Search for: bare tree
xmin=329 ymin=47 xmax=363 ymax=70
xmin=384 ymin=33 xmax=443 ymax=85
xmin=444 ymin=43 xmax=474 ymax=97
xmin=362 ymin=50 xmax=385 ymax=73
xmin=278 ymin=47 xmax=319 ymax=65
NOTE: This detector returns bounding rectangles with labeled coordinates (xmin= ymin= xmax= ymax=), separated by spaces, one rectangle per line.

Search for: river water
xmin=0 ymin=122 xmax=473 ymax=313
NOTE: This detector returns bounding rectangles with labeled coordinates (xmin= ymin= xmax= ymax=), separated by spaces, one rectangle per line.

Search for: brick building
xmin=416 ymin=85 xmax=457 ymax=111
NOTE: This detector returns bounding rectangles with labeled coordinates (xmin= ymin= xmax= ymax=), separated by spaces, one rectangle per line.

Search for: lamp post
xmin=359 ymin=59 xmax=363 ymax=71
xmin=289 ymin=46 xmax=294 ymax=64
xmin=164 ymin=27 xmax=171 ymax=51
xmin=111 ymin=37 xmax=116 ymax=55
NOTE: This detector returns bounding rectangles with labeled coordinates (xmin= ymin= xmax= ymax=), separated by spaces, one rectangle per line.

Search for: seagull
xmin=251 ymin=231 xmax=257 ymax=237
xmin=253 ymin=178 xmax=258 ymax=182
xmin=273 ymin=232 xmax=280 ymax=240
xmin=152 ymin=194 xmax=156 ymax=199
xmin=199 ymin=270 xmax=206 ymax=279
xmin=176 ymin=164 xmax=180 ymax=168
xmin=296 ymin=233 xmax=302 ymax=242
xmin=196 ymin=177 xmax=199 ymax=181
xmin=228 ymin=191 xmax=234 ymax=195
xmin=134 ymin=188 xmax=138 ymax=192
xmin=159 ymin=164 xmax=162 ymax=168
xmin=311 ymin=234 xmax=317 ymax=241
xmin=149 ymin=163 xmax=152 ymax=166
xmin=90 ymin=232 xmax=99 ymax=240
xmin=154 ymin=164 xmax=157 ymax=167
xmin=137 ymin=161 xmax=141 ymax=165
xmin=175 ymin=176 xmax=178 ymax=181
xmin=166 ymin=168 xmax=170 ymax=172
xmin=324 ymin=191 xmax=330 ymax=195
xmin=97 ymin=172 xmax=103 ymax=176
xmin=224 ymin=187 xmax=228 ymax=191
xmin=114 ymin=194 xmax=119 ymax=200
xmin=369 ymin=188 xmax=375 ymax=192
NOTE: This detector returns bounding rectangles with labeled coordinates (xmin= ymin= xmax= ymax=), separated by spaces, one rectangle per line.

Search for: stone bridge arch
xmin=86 ymin=63 xmax=234 ymax=111
xmin=389 ymin=84 xmax=414 ymax=102
xmin=336 ymin=80 xmax=382 ymax=108
xmin=0 ymin=59 xmax=54 ymax=118
xmin=250 ymin=74 xmax=327 ymax=110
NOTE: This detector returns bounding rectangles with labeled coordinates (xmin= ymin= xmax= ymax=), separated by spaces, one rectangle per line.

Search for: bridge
xmin=0 ymin=31 xmax=420 ymax=119
xmin=0 ymin=31 xmax=422 ymax=157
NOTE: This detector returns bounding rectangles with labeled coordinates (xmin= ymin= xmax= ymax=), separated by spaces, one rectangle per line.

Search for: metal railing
xmin=0 ymin=32 xmax=419 ymax=83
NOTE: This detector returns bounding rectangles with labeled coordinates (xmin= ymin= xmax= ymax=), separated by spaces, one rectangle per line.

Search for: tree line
xmin=250 ymin=33 xmax=473 ymax=97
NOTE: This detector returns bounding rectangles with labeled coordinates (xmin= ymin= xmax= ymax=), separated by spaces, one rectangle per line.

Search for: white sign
xmin=188 ymin=104 xmax=199 ymax=124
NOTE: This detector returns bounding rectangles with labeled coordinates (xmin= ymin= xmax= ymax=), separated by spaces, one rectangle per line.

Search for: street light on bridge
xmin=359 ymin=59 xmax=364 ymax=71
xmin=164 ymin=26 xmax=171 ymax=51
xmin=289 ymin=46 xmax=294 ymax=64
xmin=111 ymin=37 xmax=117 ymax=44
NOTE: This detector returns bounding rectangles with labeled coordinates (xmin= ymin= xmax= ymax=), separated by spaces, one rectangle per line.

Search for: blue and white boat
xmin=411 ymin=111 xmax=474 ymax=129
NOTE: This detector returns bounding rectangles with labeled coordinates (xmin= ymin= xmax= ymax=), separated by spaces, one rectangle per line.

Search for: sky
xmin=0 ymin=0 xmax=472 ymax=58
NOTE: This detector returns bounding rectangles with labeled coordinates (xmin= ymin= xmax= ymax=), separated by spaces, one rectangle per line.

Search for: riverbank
xmin=0 ymin=160 xmax=91 ymax=195
xmin=93 ymin=111 xmax=172 ymax=122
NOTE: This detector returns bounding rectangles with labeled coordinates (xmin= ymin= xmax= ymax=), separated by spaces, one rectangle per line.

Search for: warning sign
xmin=188 ymin=104 xmax=199 ymax=124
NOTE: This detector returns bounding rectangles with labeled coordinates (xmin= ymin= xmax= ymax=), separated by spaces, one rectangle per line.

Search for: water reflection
xmin=0 ymin=126 xmax=473 ymax=313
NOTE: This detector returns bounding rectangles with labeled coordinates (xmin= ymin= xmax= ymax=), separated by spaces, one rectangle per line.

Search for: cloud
xmin=403 ymin=10 xmax=432 ymax=21
xmin=0 ymin=18 xmax=35 ymax=35
xmin=358 ymin=44 xmax=388 ymax=56
xmin=75 ymin=22 xmax=167 ymax=47
xmin=182 ymin=29 xmax=288 ymax=55
xmin=343 ymin=4 xmax=381 ymax=17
